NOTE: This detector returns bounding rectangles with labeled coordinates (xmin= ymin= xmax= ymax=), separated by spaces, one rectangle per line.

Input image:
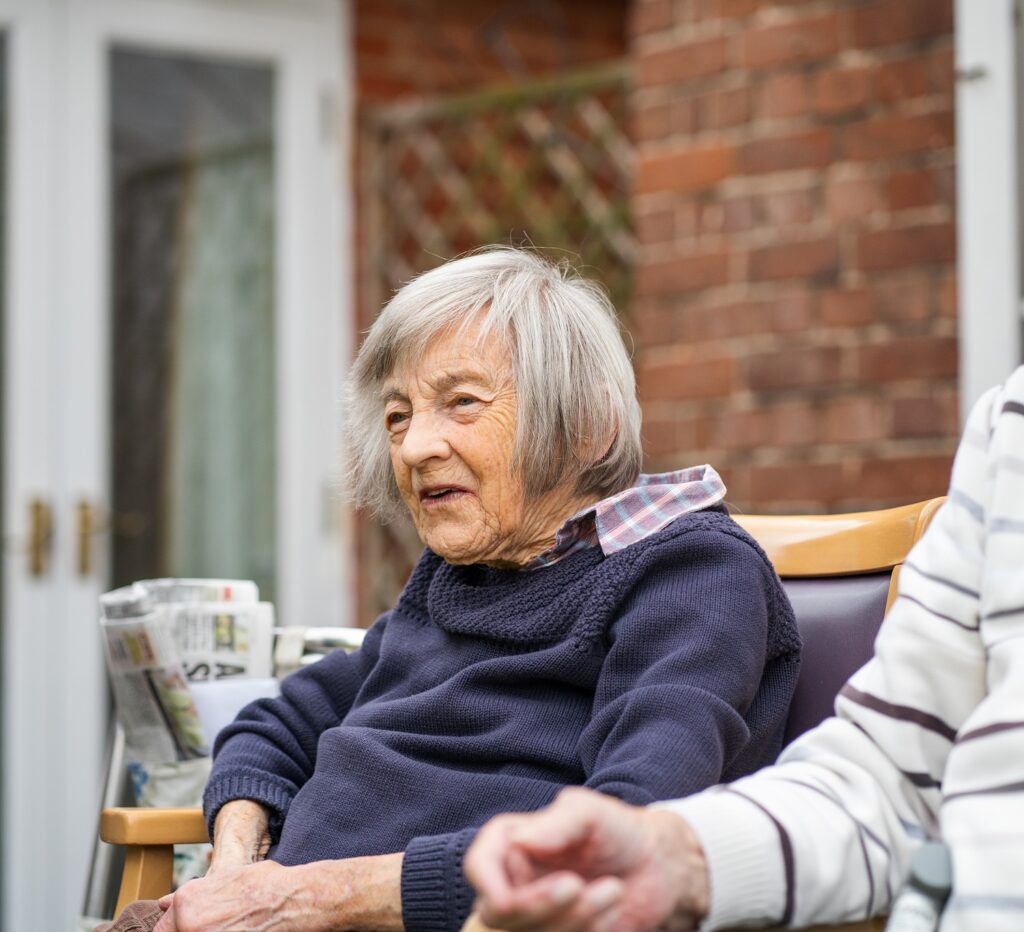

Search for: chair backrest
xmin=735 ymin=498 xmax=943 ymax=746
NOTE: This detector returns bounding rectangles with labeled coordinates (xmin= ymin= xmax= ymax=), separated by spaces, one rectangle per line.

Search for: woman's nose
xmin=399 ymin=409 xmax=451 ymax=466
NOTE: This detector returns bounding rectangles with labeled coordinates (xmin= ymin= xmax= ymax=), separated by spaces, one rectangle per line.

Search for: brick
xmin=644 ymin=413 xmax=709 ymax=456
xmin=722 ymin=196 xmax=756 ymax=233
xmin=856 ymin=222 xmax=956 ymax=271
xmin=886 ymin=168 xmax=936 ymax=209
xmin=934 ymin=165 xmax=956 ymax=209
xmin=826 ymin=175 xmax=883 ymax=222
xmin=822 ymin=396 xmax=886 ymax=444
xmin=696 ymin=86 xmax=753 ymax=130
xmin=937 ymin=271 xmax=957 ymax=318
xmin=709 ymin=408 xmax=774 ymax=451
xmin=759 ymin=72 xmax=811 ymax=120
xmin=875 ymin=57 xmax=931 ymax=104
xmin=892 ymin=394 xmax=958 ymax=439
xmin=708 ymin=0 xmax=760 ymax=18
xmin=748 ymin=236 xmax=839 ymax=282
xmin=633 ymin=102 xmax=671 ymax=142
xmin=631 ymin=303 xmax=679 ymax=347
xmin=843 ymin=110 xmax=954 ymax=161
xmin=740 ymin=13 xmax=843 ymax=70
xmin=630 ymin=0 xmax=673 ymax=37
xmin=772 ymin=401 xmax=818 ymax=446
xmin=856 ymin=336 xmax=958 ymax=382
xmin=874 ymin=276 xmax=931 ymax=321
xmin=638 ymin=354 xmax=736 ymax=400
xmin=712 ymin=0 xmax=761 ymax=18
xmin=853 ymin=0 xmax=954 ymax=50
xmin=636 ymin=249 xmax=732 ymax=296
xmin=771 ymin=291 xmax=818 ymax=332
xmin=929 ymin=45 xmax=955 ymax=93
xmin=745 ymin=345 xmax=845 ymax=392
xmin=700 ymin=202 xmax=725 ymax=235
xmin=856 ymin=454 xmax=954 ymax=502
xmin=637 ymin=36 xmax=728 ymax=87
xmin=670 ymin=97 xmax=699 ymax=135
xmin=636 ymin=143 xmax=735 ymax=195
xmin=635 ymin=207 xmax=675 ymax=246
xmin=750 ymin=461 xmax=846 ymax=504
xmin=814 ymin=66 xmax=871 ymax=115
xmin=740 ymin=128 xmax=835 ymax=174
xmin=822 ymin=288 xmax=874 ymax=327
xmin=682 ymin=301 xmax=766 ymax=341
xmin=761 ymin=187 xmax=817 ymax=227
xmin=676 ymin=202 xmax=700 ymax=238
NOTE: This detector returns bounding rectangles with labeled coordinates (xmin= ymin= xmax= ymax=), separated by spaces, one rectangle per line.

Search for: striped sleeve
xmin=660 ymin=373 xmax=1024 ymax=930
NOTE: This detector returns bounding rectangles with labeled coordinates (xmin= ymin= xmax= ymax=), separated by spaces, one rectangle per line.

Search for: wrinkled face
xmin=384 ymin=324 xmax=583 ymax=567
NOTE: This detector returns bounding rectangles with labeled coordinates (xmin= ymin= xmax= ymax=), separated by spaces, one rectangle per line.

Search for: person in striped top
xmin=466 ymin=365 xmax=1024 ymax=932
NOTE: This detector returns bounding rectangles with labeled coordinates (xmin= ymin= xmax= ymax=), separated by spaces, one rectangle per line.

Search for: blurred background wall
xmin=631 ymin=0 xmax=957 ymax=513
xmin=352 ymin=0 xmax=960 ymax=622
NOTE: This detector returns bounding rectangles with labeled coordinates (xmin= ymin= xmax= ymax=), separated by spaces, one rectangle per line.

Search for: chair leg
xmin=114 ymin=844 xmax=174 ymax=917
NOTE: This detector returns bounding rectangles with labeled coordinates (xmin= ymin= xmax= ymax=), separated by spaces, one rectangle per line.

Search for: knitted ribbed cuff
xmin=201 ymin=772 xmax=294 ymax=842
xmin=653 ymin=790 xmax=785 ymax=931
xmin=401 ymin=827 xmax=478 ymax=932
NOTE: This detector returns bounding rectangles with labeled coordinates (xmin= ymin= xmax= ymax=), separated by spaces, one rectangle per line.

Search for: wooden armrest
xmin=101 ymin=807 xmax=209 ymax=845
xmin=101 ymin=808 xmax=209 ymax=916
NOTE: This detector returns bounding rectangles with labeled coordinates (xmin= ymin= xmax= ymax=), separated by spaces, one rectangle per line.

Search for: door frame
xmin=954 ymin=0 xmax=1023 ymax=419
xmin=3 ymin=1 xmax=352 ymax=927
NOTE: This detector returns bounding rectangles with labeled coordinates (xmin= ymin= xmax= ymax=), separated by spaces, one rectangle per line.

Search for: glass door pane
xmin=110 ymin=48 xmax=277 ymax=600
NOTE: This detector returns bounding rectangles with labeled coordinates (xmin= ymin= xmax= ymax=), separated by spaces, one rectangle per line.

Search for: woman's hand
xmin=153 ymin=853 xmax=405 ymax=932
xmin=465 ymin=787 xmax=709 ymax=932
xmin=208 ymin=799 xmax=272 ymax=874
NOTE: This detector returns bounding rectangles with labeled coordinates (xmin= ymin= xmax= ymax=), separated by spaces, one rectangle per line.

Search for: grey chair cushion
xmin=781 ymin=573 xmax=892 ymax=746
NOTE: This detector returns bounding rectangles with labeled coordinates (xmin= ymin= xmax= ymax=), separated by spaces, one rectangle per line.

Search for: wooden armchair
xmin=100 ymin=498 xmax=943 ymax=929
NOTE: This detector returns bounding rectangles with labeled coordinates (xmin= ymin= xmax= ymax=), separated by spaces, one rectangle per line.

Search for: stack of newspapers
xmin=100 ymin=579 xmax=277 ymax=884
xmin=100 ymin=578 xmax=275 ymax=765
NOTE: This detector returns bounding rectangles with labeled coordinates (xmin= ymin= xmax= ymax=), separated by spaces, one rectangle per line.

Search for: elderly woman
xmin=144 ymin=249 xmax=799 ymax=932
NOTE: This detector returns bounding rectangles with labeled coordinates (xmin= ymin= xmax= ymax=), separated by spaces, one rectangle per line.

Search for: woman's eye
xmin=385 ymin=411 xmax=409 ymax=430
xmin=453 ymin=396 xmax=477 ymax=408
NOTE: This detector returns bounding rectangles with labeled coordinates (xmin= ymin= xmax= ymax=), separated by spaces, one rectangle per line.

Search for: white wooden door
xmin=2 ymin=1 xmax=351 ymax=927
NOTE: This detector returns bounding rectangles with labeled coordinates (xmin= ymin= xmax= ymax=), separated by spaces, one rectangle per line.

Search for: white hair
xmin=341 ymin=248 xmax=642 ymax=519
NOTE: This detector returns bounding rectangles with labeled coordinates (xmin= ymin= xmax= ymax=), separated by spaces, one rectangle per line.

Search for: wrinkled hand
xmin=465 ymin=787 xmax=709 ymax=932
xmin=154 ymin=853 xmax=404 ymax=932
xmin=154 ymin=860 xmax=322 ymax=932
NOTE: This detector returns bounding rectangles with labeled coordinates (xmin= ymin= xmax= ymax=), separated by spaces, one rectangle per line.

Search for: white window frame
xmin=955 ymin=0 xmax=1023 ymax=419
xmin=1 ymin=2 xmax=353 ymax=928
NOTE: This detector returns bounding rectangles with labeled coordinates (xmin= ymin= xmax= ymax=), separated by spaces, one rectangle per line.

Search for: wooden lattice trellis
xmin=357 ymin=62 xmax=634 ymax=622
xmin=361 ymin=61 xmax=633 ymax=314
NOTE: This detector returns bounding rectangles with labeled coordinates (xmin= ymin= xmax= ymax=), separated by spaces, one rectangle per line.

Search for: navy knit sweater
xmin=204 ymin=509 xmax=800 ymax=931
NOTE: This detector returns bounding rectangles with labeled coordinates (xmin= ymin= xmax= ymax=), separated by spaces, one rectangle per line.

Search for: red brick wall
xmin=356 ymin=0 xmax=627 ymax=103
xmin=630 ymin=0 xmax=958 ymax=513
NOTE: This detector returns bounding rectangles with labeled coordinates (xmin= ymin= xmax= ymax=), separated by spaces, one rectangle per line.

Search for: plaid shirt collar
xmin=525 ymin=465 xmax=727 ymax=571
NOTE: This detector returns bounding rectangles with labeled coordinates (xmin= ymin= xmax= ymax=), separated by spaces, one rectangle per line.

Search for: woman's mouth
xmin=418 ymin=486 xmax=469 ymax=506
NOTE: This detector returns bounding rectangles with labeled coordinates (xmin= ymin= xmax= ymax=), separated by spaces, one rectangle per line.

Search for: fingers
xmin=505 ymin=788 xmax=637 ymax=862
xmin=152 ymin=899 xmax=177 ymax=932
xmin=476 ymin=873 xmax=624 ymax=932
xmin=465 ymin=815 xmax=522 ymax=908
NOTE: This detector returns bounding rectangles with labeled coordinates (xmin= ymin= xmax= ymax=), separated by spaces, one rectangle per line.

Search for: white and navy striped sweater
xmin=665 ymin=367 xmax=1024 ymax=931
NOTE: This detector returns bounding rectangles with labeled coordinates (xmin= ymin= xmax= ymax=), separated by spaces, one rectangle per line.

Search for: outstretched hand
xmin=465 ymin=788 xmax=709 ymax=932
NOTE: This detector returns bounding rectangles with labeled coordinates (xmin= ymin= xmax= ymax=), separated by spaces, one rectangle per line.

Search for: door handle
xmin=77 ymin=499 xmax=95 ymax=576
xmin=28 ymin=497 xmax=53 ymax=577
